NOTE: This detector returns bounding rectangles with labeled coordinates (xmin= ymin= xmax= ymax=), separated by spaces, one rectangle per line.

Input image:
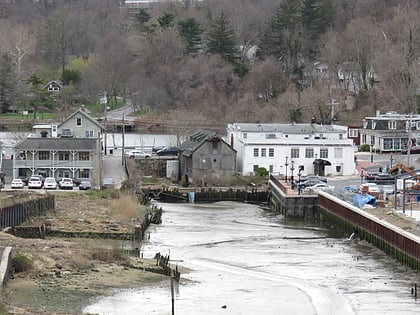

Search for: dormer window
xmin=372 ymin=121 xmax=376 ymax=129
xmin=388 ymin=121 xmax=396 ymax=130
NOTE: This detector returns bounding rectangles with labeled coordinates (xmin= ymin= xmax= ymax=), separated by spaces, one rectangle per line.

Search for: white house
xmin=359 ymin=111 xmax=420 ymax=152
xmin=226 ymin=123 xmax=356 ymax=178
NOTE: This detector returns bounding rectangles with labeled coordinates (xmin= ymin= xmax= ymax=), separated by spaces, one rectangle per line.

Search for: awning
xmin=313 ymin=159 xmax=332 ymax=166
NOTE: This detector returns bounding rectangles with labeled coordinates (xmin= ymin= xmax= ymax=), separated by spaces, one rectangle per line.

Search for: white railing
xmin=14 ymin=160 xmax=93 ymax=168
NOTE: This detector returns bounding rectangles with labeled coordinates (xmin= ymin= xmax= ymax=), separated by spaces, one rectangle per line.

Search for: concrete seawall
xmin=268 ymin=175 xmax=420 ymax=270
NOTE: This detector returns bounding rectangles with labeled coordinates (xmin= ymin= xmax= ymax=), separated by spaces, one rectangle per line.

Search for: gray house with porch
xmin=12 ymin=108 xmax=104 ymax=187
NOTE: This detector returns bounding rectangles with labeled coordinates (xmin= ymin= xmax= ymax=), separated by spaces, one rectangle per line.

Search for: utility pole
xmin=407 ymin=115 xmax=413 ymax=167
xmin=326 ymin=98 xmax=339 ymax=124
xmin=122 ymin=113 xmax=125 ymax=166
xmin=101 ymin=92 xmax=108 ymax=156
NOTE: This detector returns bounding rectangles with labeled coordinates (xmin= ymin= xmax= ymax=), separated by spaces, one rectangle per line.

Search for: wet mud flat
xmin=6 ymin=257 xmax=169 ymax=314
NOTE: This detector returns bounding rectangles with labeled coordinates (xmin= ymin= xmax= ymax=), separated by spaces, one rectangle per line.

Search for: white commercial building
xmin=226 ymin=123 xmax=356 ymax=178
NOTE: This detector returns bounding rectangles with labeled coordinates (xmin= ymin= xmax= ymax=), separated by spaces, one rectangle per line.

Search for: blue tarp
xmin=352 ymin=194 xmax=377 ymax=208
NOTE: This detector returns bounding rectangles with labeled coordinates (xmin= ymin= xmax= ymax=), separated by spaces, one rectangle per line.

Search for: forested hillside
xmin=0 ymin=0 xmax=418 ymax=128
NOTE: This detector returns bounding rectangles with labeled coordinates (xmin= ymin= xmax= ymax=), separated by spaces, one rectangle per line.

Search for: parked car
xmin=298 ymin=175 xmax=327 ymax=183
xmin=156 ymin=146 xmax=179 ymax=156
xmin=365 ymin=172 xmax=395 ymax=184
xmin=10 ymin=178 xmax=24 ymax=189
xmin=304 ymin=183 xmax=335 ymax=192
xmin=402 ymin=145 xmax=420 ymax=154
xmin=79 ymin=180 xmax=92 ymax=190
xmin=58 ymin=178 xmax=74 ymax=190
xmin=72 ymin=178 xmax=82 ymax=187
xmin=125 ymin=150 xmax=151 ymax=159
xmin=101 ymin=178 xmax=114 ymax=189
xmin=21 ymin=176 xmax=33 ymax=186
xmin=28 ymin=176 xmax=43 ymax=189
xmin=44 ymin=177 xmax=58 ymax=190
xmin=152 ymin=146 xmax=165 ymax=154
xmin=298 ymin=179 xmax=324 ymax=189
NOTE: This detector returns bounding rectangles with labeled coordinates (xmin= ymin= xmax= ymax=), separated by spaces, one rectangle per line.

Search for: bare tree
xmin=0 ymin=21 xmax=35 ymax=77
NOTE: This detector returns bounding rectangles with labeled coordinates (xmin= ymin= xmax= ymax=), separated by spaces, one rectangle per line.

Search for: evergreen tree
xmin=207 ymin=12 xmax=240 ymax=64
xmin=260 ymin=0 xmax=302 ymax=77
xmin=25 ymin=75 xmax=56 ymax=117
xmin=178 ymin=17 xmax=204 ymax=55
xmin=133 ymin=9 xmax=151 ymax=25
xmin=158 ymin=12 xmax=176 ymax=29
xmin=0 ymin=54 xmax=16 ymax=114
xmin=301 ymin=0 xmax=334 ymax=58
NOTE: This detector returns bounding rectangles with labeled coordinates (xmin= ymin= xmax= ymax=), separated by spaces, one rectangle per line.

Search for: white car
xmin=28 ymin=176 xmax=43 ymax=189
xmin=125 ymin=150 xmax=151 ymax=159
xmin=10 ymin=178 xmax=24 ymax=189
xmin=44 ymin=177 xmax=57 ymax=190
xmin=305 ymin=183 xmax=335 ymax=192
xmin=58 ymin=178 xmax=74 ymax=190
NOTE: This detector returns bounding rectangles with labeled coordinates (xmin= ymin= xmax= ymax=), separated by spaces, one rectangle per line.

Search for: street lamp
xmin=297 ymin=170 xmax=302 ymax=194
xmin=290 ymin=160 xmax=295 ymax=187
xmin=370 ymin=139 xmax=374 ymax=163
xmin=284 ymin=156 xmax=289 ymax=182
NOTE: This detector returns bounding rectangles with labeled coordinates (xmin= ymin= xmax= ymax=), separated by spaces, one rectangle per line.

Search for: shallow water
xmin=84 ymin=201 xmax=420 ymax=315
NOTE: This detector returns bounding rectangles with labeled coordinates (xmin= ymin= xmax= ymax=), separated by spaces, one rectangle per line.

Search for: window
xmin=320 ymin=148 xmax=328 ymax=159
xmin=348 ymin=129 xmax=358 ymax=138
xmin=85 ymin=130 xmax=94 ymax=138
xmin=291 ymin=148 xmax=299 ymax=158
xmin=268 ymin=148 xmax=274 ymax=157
xmin=261 ymin=148 xmax=266 ymax=157
xmin=334 ymin=148 xmax=343 ymax=159
xmin=388 ymin=121 xmax=396 ymax=130
xmin=80 ymin=169 xmax=90 ymax=179
xmin=243 ymin=133 xmax=247 ymax=139
xmin=253 ymin=148 xmax=259 ymax=157
xmin=58 ymin=152 xmax=70 ymax=160
xmin=79 ymin=152 xmax=90 ymax=161
xmin=76 ymin=118 xmax=82 ymax=127
xmin=212 ymin=142 xmax=218 ymax=151
xmin=253 ymin=165 xmax=259 ymax=172
xmin=305 ymin=148 xmax=314 ymax=159
xmin=269 ymin=165 xmax=273 ymax=173
xmin=38 ymin=151 xmax=49 ymax=160
xmin=266 ymin=134 xmax=276 ymax=139
xmin=372 ymin=121 xmax=377 ymax=129
xmin=339 ymin=133 xmax=343 ymax=139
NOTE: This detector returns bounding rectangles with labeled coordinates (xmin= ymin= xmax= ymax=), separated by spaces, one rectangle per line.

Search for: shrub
xmin=360 ymin=144 xmax=371 ymax=152
xmin=255 ymin=167 xmax=269 ymax=177
xmin=12 ymin=253 xmax=33 ymax=273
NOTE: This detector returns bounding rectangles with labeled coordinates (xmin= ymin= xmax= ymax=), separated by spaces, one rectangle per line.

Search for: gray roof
xmin=58 ymin=108 xmax=104 ymax=130
xmin=180 ymin=130 xmax=219 ymax=155
xmin=230 ymin=123 xmax=346 ymax=134
xmin=14 ymin=138 xmax=99 ymax=151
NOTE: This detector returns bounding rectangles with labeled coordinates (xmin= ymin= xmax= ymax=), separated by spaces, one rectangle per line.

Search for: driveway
xmin=102 ymin=153 xmax=126 ymax=189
